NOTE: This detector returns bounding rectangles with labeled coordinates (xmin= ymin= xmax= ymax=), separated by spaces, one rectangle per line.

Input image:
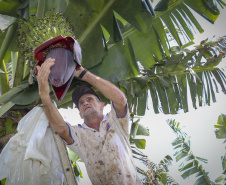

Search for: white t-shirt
xmin=64 ymin=102 xmax=142 ymax=185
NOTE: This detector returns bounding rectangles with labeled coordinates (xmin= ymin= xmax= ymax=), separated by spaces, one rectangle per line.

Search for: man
xmin=36 ymin=58 xmax=142 ymax=185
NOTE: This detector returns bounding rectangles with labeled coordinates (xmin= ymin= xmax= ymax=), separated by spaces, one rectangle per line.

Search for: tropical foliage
xmin=0 ymin=0 xmax=225 ymax=117
xmin=214 ymin=114 xmax=226 ymax=184
xmin=215 ymin=114 xmax=226 ymax=140
xmin=130 ymin=116 xmax=179 ymax=184
xmin=168 ymin=118 xmax=226 ymax=184
xmin=130 ymin=117 xmax=177 ymax=184
xmin=68 ymin=148 xmax=83 ymax=181
xmin=0 ymin=0 xmax=226 ymax=184
xmin=140 ymin=154 xmax=178 ymax=185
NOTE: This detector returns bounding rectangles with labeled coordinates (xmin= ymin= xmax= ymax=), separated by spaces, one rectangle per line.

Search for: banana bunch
xmin=17 ymin=9 xmax=75 ymax=83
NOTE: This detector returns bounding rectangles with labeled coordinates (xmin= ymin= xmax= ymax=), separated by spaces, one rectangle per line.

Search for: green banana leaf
xmin=214 ymin=114 xmax=226 ymax=139
xmin=168 ymin=119 xmax=215 ymax=184
xmin=0 ymin=0 xmax=225 ymax=118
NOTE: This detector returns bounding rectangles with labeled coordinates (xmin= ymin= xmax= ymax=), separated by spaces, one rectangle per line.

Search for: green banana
xmin=17 ymin=9 xmax=76 ymax=84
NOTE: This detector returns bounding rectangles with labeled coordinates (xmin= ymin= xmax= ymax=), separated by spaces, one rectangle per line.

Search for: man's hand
xmin=36 ymin=58 xmax=55 ymax=102
xmin=74 ymin=65 xmax=85 ymax=78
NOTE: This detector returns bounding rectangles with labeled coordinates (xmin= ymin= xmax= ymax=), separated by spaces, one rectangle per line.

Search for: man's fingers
xmin=36 ymin=59 xmax=55 ymax=83
xmin=38 ymin=58 xmax=55 ymax=73
xmin=42 ymin=59 xmax=55 ymax=71
xmin=45 ymin=58 xmax=55 ymax=65
xmin=74 ymin=65 xmax=84 ymax=77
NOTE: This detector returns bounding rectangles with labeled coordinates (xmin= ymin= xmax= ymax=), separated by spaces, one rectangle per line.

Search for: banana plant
xmin=0 ymin=0 xmax=225 ymax=167
xmin=0 ymin=0 xmax=225 ymax=117
xmin=214 ymin=114 xmax=226 ymax=184
xmin=134 ymin=147 xmax=178 ymax=184
xmin=0 ymin=1 xmax=226 ymax=180
xmin=128 ymin=116 xmax=178 ymax=184
xmin=0 ymin=2 xmax=225 ymax=185
xmin=215 ymin=114 xmax=226 ymax=140
xmin=68 ymin=148 xmax=83 ymax=182
xmin=167 ymin=119 xmax=222 ymax=185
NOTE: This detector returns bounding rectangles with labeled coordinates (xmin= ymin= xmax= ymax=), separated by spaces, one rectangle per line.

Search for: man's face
xmin=78 ymin=93 xmax=104 ymax=119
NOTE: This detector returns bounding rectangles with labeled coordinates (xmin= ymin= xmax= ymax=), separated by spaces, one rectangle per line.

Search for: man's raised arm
xmin=75 ymin=67 xmax=127 ymax=117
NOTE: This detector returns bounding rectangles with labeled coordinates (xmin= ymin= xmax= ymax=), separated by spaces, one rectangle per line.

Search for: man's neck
xmin=84 ymin=114 xmax=103 ymax=131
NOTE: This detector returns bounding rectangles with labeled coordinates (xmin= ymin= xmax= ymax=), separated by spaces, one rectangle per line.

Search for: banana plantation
xmin=0 ymin=0 xmax=226 ymax=184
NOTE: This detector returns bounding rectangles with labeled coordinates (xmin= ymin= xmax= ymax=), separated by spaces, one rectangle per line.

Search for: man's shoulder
xmin=109 ymin=102 xmax=129 ymax=119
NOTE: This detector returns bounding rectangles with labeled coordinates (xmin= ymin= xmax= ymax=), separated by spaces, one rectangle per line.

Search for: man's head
xmin=72 ymin=85 xmax=101 ymax=109
xmin=72 ymin=85 xmax=103 ymax=119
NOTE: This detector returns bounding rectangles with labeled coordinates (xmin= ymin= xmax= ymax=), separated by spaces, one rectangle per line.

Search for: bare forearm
xmin=82 ymin=71 xmax=126 ymax=106
xmin=42 ymin=97 xmax=63 ymax=132
xmin=41 ymin=96 xmax=72 ymax=143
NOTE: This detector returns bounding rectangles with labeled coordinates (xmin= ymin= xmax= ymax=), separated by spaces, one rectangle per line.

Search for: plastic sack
xmin=0 ymin=106 xmax=66 ymax=185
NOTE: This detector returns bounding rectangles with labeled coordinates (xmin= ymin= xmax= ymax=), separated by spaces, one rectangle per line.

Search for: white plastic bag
xmin=0 ymin=106 xmax=66 ymax=185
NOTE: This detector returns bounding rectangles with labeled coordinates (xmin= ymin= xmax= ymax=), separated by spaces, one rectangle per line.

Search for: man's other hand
xmin=74 ymin=65 xmax=85 ymax=78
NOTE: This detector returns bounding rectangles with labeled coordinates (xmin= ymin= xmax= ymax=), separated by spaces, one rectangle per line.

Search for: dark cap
xmin=72 ymin=85 xmax=101 ymax=109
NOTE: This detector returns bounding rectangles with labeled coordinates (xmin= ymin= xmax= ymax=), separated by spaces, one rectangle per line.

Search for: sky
xmin=61 ymin=6 xmax=226 ymax=185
